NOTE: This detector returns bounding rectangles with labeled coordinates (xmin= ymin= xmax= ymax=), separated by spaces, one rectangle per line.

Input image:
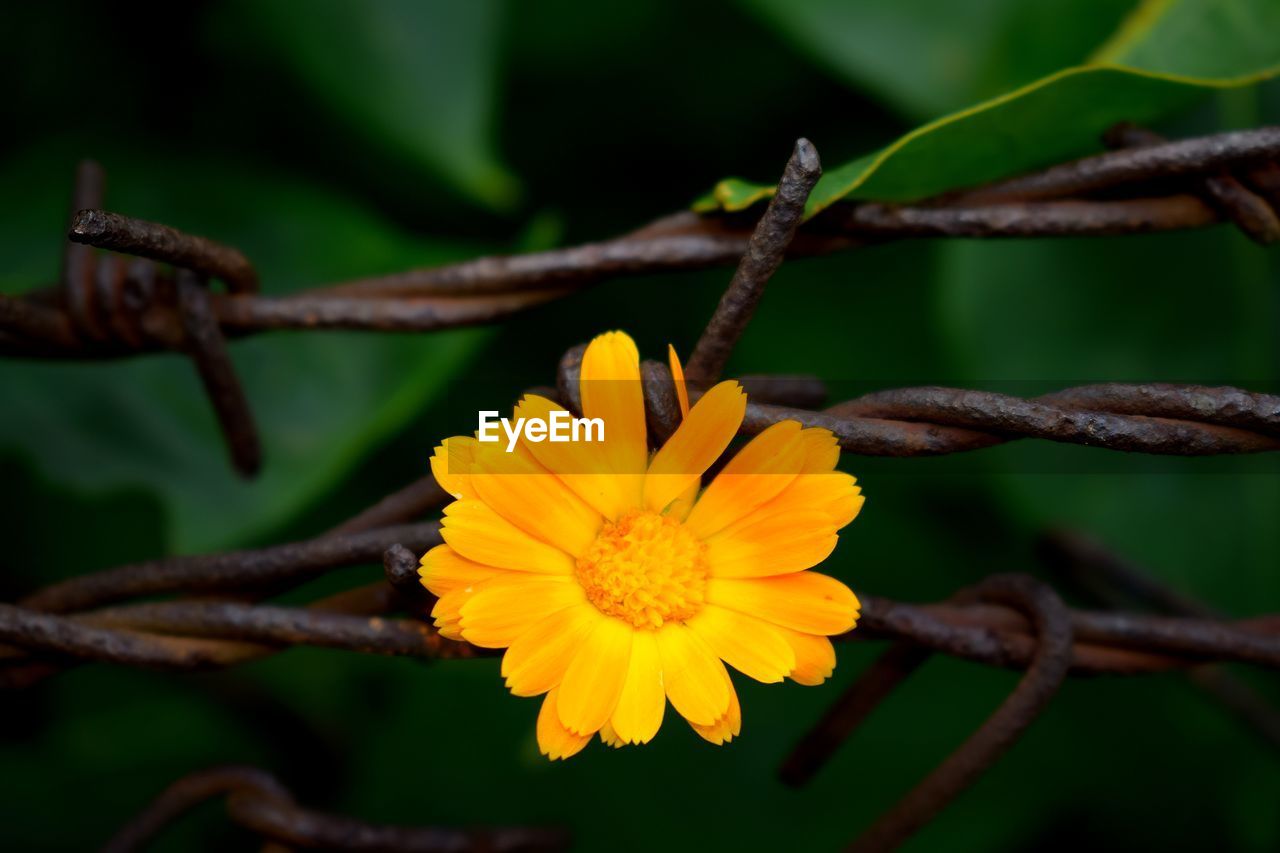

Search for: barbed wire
xmin=4 ymin=520 xmax=1275 ymax=680
xmin=2 ymin=130 xmax=1278 ymax=851
xmin=2 ymin=514 xmax=1276 ymax=848
xmin=3 ymin=126 xmax=1280 ymax=476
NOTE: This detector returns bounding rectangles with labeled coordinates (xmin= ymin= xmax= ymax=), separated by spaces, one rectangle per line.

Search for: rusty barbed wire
xmin=2 ymin=127 xmax=1275 ymax=354
xmin=948 ymin=126 xmax=1280 ymax=206
xmin=847 ymin=575 xmax=1074 ymax=853
xmin=4 ymin=525 xmax=1277 ymax=851
xmin=174 ymin=268 xmax=262 ymax=475
xmin=799 ymin=567 xmax=1278 ymax=851
xmin=684 ymin=137 xmax=822 ymax=385
xmin=3 ymin=526 xmax=1276 ymax=668
xmin=16 ymin=521 xmax=442 ymax=615
xmin=778 ymin=543 xmax=1280 ymax=851
xmin=1 ymin=468 xmax=1276 ymax=848
xmin=645 ymin=380 xmax=1280 ymax=458
xmin=4 ymin=547 xmax=1275 ymax=680
xmin=70 ymin=209 xmax=260 ymax=295
xmin=1039 ymin=528 xmax=1280 ymax=751
xmin=4 ymin=126 xmax=1279 ymax=482
xmin=815 ymin=383 xmax=1280 ymax=455
xmin=1102 ymin=123 xmax=1280 ymax=244
xmin=2 ymin=129 xmax=1278 ymax=851
xmin=101 ymin=765 xmax=568 ymax=853
xmin=576 ymin=134 xmax=1280 ymax=462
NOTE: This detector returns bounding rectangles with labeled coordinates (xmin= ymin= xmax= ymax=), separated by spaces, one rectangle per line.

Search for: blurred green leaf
xmin=232 ymin=0 xmax=518 ymax=211
xmin=0 ymin=145 xmax=486 ymax=551
xmin=698 ymin=0 xmax=1280 ymax=213
xmin=738 ymin=0 xmax=1130 ymax=120
xmin=1092 ymin=0 xmax=1280 ymax=76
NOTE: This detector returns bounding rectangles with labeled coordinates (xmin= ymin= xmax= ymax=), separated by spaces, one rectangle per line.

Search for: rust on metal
xmin=174 ymin=269 xmax=262 ymax=476
xmin=685 ymin=137 xmax=822 ymax=385
xmin=70 ymin=209 xmax=259 ymax=294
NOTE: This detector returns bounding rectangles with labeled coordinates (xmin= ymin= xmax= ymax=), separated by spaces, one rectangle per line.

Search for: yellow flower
xmin=419 ymin=331 xmax=864 ymax=759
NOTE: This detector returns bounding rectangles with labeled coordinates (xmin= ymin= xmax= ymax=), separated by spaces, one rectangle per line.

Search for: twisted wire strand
xmin=743 ymin=383 xmax=1280 ymax=456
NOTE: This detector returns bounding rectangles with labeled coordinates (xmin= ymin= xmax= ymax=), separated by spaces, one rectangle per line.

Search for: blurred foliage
xmin=229 ymin=0 xmax=519 ymax=211
xmin=738 ymin=0 xmax=1132 ymax=120
xmin=702 ymin=0 xmax=1280 ymax=212
xmin=1 ymin=1 xmax=1278 ymax=852
xmin=0 ymin=148 xmax=488 ymax=552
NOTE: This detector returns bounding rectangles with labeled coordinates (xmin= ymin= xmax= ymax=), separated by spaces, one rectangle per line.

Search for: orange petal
xmin=686 ymin=605 xmax=796 ymax=683
xmin=662 ymin=478 xmax=701 ymax=523
xmin=429 ymin=436 xmax=480 ymax=500
xmin=458 ymin=576 xmax=586 ymax=648
xmin=731 ymin=471 xmax=862 ymax=532
xmin=655 ymin=623 xmax=731 ymax=726
xmin=430 ymin=587 xmax=468 ymax=639
xmin=778 ymin=628 xmax=837 ymax=685
xmin=417 ymin=544 xmax=504 ymax=598
xmin=667 ymin=344 xmax=690 ymax=418
xmin=685 ymin=420 xmax=806 ymax=539
xmin=440 ymin=500 xmax=575 ymax=574
xmin=513 ymin=394 xmax=636 ymax=520
xmin=705 ymin=509 xmax=839 ymax=578
xmin=707 ymin=572 xmax=860 ymax=635
xmin=579 ymin=332 xmax=647 ymax=501
xmin=689 ymin=665 xmax=741 ymax=745
xmin=502 ymin=605 xmax=603 ymax=697
xmin=598 ymin=721 xmax=626 ymax=748
xmin=828 ymin=487 xmax=866 ymax=529
xmin=795 ymin=427 xmax=840 ymax=474
xmin=537 ymin=687 xmax=591 ymax=760
xmin=726 ymin=427 xmax=862 ymax=530
xmin=610 ymin=629 xmax=666 ymax=744
xmin=470 ymin=444 xmax=602 ymax=556
xmin=644 ymin=380 xmax=746 ymax=513
xmin=557 ymin=617 xmax=634 ymax=735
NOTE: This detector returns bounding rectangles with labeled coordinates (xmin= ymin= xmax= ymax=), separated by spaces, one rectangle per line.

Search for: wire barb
xmin=383 ymin=543 xmax=437 ymax=613
xmin=1103 ymin=122 xmax=1280 ymax=244
xmin=175 ymin=269 xmax=262 ymax=476
xmin=685 ymin=137 xmax=822 ymax=385
xmin=69 ymin=209 xmax=260 ymax=294
xmin=780 ymin=642 xmax=929 ymax=787
xmin=847 ymin=575 xmax=1073 ymax=853
xmin=1040 ymin=529 xmax=1280 ymax=751
xmin=640 ymin=359 xmax=682 ymax=444
xmin=62 ymin=160 xmax=108 ymax=340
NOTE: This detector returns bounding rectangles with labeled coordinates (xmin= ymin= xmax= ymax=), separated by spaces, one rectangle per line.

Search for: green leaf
xmin=698 ymin=0 xmax=1280 ymax=214
xmin=230 ymin=0 xmax=518 ymax=211
xmin=738 ymin=0 xmax=1131 ymax=121
xmin=1092 ymin=0 xmax=1280 ymax=77
xmin=0 ymin=145 xmax=487 ymax=552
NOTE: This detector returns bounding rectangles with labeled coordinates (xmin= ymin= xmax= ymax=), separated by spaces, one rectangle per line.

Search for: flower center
xmin=575 ymin=510 xmax=709 ymax=629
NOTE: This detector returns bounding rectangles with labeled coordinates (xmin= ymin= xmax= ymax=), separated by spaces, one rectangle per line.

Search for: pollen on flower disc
xmin=575 ymin=510 xmax=709 ymax=629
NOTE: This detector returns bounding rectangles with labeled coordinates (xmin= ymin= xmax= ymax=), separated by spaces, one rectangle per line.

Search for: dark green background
xmin=2 ymin=1 xmax=1277 ymax=850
